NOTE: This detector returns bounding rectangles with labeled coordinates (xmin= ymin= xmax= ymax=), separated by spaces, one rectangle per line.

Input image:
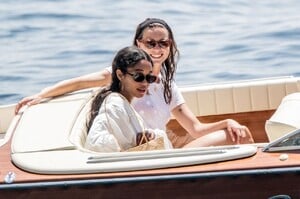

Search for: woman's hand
xmin=136 ymin=130 xmax=155 ymax=145
xmin=226 ymin=119 xmax=254 ymax=144
xmin=15 ymin=94 xmax=43 ymax=114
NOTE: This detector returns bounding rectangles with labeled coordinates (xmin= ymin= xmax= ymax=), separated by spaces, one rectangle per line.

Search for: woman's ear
xmin=116 ymin=69 xmax=124 ymax=81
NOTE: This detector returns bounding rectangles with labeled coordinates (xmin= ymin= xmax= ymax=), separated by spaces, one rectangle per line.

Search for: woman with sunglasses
xmin=16 ymin=18 xmax=254 ymax=147
xmin=85 ymin=46 xmax=172 ymax=152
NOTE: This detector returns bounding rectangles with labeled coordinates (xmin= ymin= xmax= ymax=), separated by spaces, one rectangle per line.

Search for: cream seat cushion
xmin=265 ymin=92 xmax=300 ymax=141
xmin=11 ymin=89 xmax=96 ymax=154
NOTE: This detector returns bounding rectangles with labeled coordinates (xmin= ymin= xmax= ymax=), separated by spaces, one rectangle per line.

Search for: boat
xmin=1 ymin=76 xmax=300 ymax=199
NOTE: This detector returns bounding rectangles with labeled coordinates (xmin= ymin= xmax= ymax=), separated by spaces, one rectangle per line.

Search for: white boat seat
xmin=265 ymin=92 xmax=300 ymax=141
xmin=0 ymin=104 xmax=17 ymax=147
xmin=68 ymin=94 xmax=94 ymax=152
xmin=11 ymin=89 xmax=97 ymax=153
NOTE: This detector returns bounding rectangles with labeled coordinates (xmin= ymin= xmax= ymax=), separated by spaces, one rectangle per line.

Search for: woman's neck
xmin=119 ymin=91 xmax=132 ymax=103
xmin=153 ymin=64 xmax=162 ymax=76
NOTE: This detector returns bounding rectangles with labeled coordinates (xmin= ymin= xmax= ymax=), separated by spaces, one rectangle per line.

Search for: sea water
xmin=1 ymin=0 xmax=300 ymax=105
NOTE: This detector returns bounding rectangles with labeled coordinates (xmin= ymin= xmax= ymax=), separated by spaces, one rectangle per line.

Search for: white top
xmin=105 ymin=67 xmax=185 ymax=131
xmin=84 ymin=93 xmax=173 ymax=152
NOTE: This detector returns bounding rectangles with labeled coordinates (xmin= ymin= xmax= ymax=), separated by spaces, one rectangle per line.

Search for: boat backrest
xmin=0 ymin=104 xmax=15 ymax=134
xmin=0 ymin=104 xmax=18 ymax=147
xmin=69 ymin=95 xmax=94 ymax=152
xmin=11 ymin=89 xmax=97 ymax=153
xmin=179 ymin=76 xmax=300 ymax=117
xmin=265 ymin=92 xmax=300 ymax=141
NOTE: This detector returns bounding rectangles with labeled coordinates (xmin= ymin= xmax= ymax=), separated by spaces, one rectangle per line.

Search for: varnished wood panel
xmin=166 ymin=110 xmax=275 ymax=148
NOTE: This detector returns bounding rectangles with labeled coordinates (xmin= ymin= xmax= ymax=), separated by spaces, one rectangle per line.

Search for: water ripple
xmin=9 ymin=13 xmax=94 ymax=21
xmin=264 ymin=28 xmax=300 ymax=40
xmin=0 ymin=75 xmax=27 ymax=82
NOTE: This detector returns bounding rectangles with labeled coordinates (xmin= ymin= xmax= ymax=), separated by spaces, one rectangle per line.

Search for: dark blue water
xmin=1 ymin=0 xmax=300 ymax=105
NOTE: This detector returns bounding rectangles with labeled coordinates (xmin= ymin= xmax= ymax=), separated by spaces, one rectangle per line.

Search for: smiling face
xmin=117 ymin=59 xmax=154 ymax=102
xmin=136 ymin=27 xmax=170 ymax=76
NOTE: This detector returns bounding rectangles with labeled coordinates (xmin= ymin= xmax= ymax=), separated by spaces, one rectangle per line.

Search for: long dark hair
xmin=86 ymin=46 xmax=153 ymax=133
xmin=133 ymin=18 xmax=179 ymax=104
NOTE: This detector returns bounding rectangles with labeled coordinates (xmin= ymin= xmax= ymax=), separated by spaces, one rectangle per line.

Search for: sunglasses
xmin=139 ymin=39 xmax=171 ymax=49
xmin=126 ymin=72 xmax=157 ymax=83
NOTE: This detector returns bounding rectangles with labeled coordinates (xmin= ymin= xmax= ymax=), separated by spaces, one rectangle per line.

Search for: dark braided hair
xmin=133 ymin=18 xmax=179 ymax=104
xmin=86 ymin=46 xmax=153 ymax=133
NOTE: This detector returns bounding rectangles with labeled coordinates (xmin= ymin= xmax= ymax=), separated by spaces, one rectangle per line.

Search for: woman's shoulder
xmin=103 ymin=93 xmax=133 ymax=117
xmin=105 ymin=93 xmax=129 ymax=108
xmin=106 ymin=92 xmax=125 ymax=102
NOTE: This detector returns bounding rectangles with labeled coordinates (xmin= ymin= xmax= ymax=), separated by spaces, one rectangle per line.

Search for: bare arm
xmin=171 ymin=103 xmax=253 ymax=145
xmin=15 ymin=70 xmax=112 ymax=114
xmin=39 ymin=71 xmax=111 ymax=97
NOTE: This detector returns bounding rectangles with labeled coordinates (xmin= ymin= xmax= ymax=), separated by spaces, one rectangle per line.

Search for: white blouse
xmin=132 ymin=79 xmax=185 ymax=131
xmin=84 ymin=93 xmax=172 ymax=152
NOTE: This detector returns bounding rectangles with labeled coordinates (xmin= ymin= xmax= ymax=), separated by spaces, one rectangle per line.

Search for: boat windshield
xmin=263 ymin=129 xmax=300 ymax=152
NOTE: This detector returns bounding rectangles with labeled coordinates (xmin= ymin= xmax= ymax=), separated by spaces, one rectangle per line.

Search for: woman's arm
xmin=171 ymin=103 xmax=254 ymax=146
xmin=15 ymin=70 xmax=111 ymax=114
